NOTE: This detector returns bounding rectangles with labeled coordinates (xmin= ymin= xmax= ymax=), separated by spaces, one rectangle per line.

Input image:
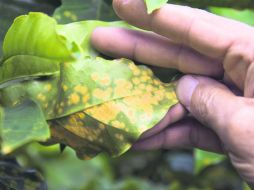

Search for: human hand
xmin=91 ymin=0 xmax=254 ymax=186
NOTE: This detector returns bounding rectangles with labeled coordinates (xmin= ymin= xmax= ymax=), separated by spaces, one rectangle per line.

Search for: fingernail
xmin=176 ymin=75 xmax=199 ymax=111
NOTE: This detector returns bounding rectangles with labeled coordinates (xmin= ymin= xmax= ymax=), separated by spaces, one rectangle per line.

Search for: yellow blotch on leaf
xmin=154 ymin=89 xmax=165 ymax=101
xmin=138 ymin=83 xmax=146 ymax=90
xmin=140 ymin=75 xmax=150 ymax=82
xmin=63 ymin=11 xmax=77 ymax=21
xmin=93 ymin=88 xmax=112 ymax=100
xmin=154 ymin=79 xmax=160 ymax=86
xmin=57 ymin=107 xmax=63 ymax=114
xmin=37 ymin=93 xmax=46 ymax=102
xmin=68 ymin=116 xmax=77 ymax=125
xmin=166 ymin=91 xmax=177 ymax=100
xmin=74 ymin=85 xmax=88 ymax=95
xmin=112 ymin=120 xmax=126 ymax=130
xmin=71 ymin=15 xmax=77 ymax=21
xmin=122 ymin=95 xmax=154 ymax=115
xmin=132 ymin=78 xmax=140 ymax=85
xmin=82 ymin=94 xmax=90 ymax=103
xmin=45 ymin=84 xmax=52 ymax=91
xmin=62 ymin=85 xmax=68 ymax=91
xmin=69 ymin=93 xmax=80 ymax=105
xmin=77 ymin=112 xmax=86 ymax=119
xmin=85 ymin=103 xmax=119 ymax=124
xmin=99 ymin=75 xmax=111 ymax=86
xmin=129 ymin=63 xmax=141 ymax=76
xmin=91 ymin=73 xmax=111 ymax=86
xmin=114 ymin=79 xmax=133 ymax=96
xmin=146 ymin=85 xmax=153 ymax=92
xmin=99 ymin=123 xmax=106 ymax=129
xmin=91 ymin=73 xmax=99 ymax=81
xmin=115 ymin=133 xmax=124 ymax=141
xmin=44 ymin=103 xmax=48 ymax=109
xmin=64 ymin=11 xmax=71 ymax=17
xmin=143 ymin=93 xmax=159 ymax=105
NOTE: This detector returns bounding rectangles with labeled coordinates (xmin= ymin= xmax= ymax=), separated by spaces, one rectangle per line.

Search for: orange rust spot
xmin=69 ymin=93 xmax=80 ymax=104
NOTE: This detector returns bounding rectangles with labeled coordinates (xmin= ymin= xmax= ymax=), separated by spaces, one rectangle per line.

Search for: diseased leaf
xmin=0 ymin=12 xmax=178 ymax=159
xmin=53 ymin=0 xmax=168 ymax=23
xmin=144 ymin=0 xmax=168 ymax=14
xmin=53 ymin=0 xmax=118 ymax=24
xmin=1 ymin=100 xmax=50 ymax=154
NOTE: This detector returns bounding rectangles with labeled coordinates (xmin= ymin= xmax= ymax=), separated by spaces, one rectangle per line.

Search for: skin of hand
xmin=91 ymin=0 xmax=254 ymax=186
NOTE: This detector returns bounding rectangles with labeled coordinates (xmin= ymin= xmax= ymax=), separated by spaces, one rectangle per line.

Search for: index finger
xmin=113 ymin=0 xmax=239 ymax=58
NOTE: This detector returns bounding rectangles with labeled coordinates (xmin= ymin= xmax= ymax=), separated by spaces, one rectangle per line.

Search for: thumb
xmin=176 ymin=75 xmax=240 ymax=133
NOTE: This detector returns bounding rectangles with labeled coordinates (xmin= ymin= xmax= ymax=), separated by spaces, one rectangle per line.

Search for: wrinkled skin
xmin=91 ymin=0 xmax=254 ymax=187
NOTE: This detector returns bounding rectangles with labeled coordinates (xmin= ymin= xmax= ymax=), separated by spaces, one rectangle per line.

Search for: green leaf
xmin=244 ymin=182 xmax=252 ymax=190
xmin=3 ymin=12 xmax=75 ymax=62
xmin=144 ymin=0 xmax=168 ymax=14
xmin=0 ymin=0 xmax=56 ymax=57
xmin=210 ymin=7 xmax=254 ymax=26
xmin=53 ymin=0 xmax=118 ymax=24
xmin=56 ymin=20 xmax=133 ymax=57
xmin=194 ymin=149 xmax=225 ymax=173
xmin=1 ymin=100 xmax=50 ymax=154
xmin=0 ymin=55 xmax=60 ymax=86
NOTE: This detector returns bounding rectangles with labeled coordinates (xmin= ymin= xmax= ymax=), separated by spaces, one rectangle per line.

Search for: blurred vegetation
xmin=0 ymin=0 xmax=253 ymax=189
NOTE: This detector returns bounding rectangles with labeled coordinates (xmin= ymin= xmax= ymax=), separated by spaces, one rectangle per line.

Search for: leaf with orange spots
xmin=1 ymin=100 xmax=50 ymax=154
xmin=53 ymin=0 xmax=118 ymax=24
xmin=0 ymin=12 xmax=178 ymax=158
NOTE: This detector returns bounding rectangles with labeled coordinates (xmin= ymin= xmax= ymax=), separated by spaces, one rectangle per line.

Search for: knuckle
xmin=184 ymin=16 xmax=197 ymax=45
xmin=191 ymin=85 xmax=218 ymax=124
xmin=224 ymin=40 xmax=254 ymax=70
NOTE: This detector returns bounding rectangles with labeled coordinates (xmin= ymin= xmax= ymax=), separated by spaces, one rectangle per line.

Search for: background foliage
xmin=0 ymin=0 xmax=253 ymax=189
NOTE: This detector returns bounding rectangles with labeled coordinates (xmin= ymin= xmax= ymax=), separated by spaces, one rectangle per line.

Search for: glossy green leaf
xmin=3 ymin=12 xmax=74 ymax=62
xmin=144 ymin=0 xmax=168 ymax=14
xmin=0 ymin=12 xmax=178 ymax=158
xmin=0 ymin=0 xmax=56 ymax=57
xmin=194 ymin=149 xmax=225 ymax=173
xmin=1 ymin=100 xmax=50 ymax=154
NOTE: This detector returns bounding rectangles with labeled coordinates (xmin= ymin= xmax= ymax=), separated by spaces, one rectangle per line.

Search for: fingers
xmin=176 ymin=75 xmax=242 ymax=134
xmin=113 ymin=0 xmax=235 ymax=58
xmin=140 ymin=103 xmax=187 ymax=139
xmin=244 ymin=62 xmax=254 ymax=97
xmin=91 ymin=27 xmax=223 ymax=77
xmin=133 ymin=118 xmax=224 ymax=154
